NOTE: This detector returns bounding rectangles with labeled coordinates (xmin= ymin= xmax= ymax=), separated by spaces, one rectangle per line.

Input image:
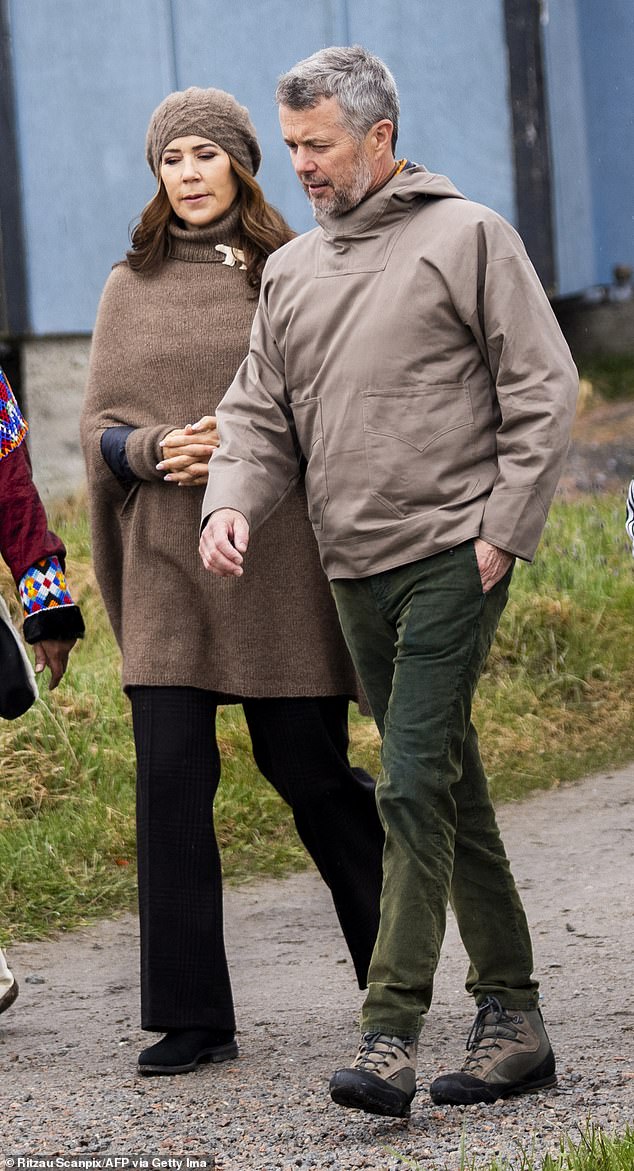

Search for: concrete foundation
xmin=21 ymin=335 xmax=91 ymax=502
xmin=554 ymin=296 xmax=634 ymax=359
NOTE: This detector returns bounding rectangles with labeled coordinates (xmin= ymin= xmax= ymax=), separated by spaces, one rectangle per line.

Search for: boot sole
xmin=330 ymin=1070 xmax=415 ymax=1118
xmin=138 ymin=1039 xmax=239 ymax=1075
xmin=430 ymin=1071 xmax=558 ymax=1106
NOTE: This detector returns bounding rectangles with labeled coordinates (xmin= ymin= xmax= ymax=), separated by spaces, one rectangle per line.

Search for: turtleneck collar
xmin=167 ymin=202 xmax=243 ymax=263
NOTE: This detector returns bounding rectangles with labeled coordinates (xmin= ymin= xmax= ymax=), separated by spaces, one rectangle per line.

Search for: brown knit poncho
xmin=80 ymin=206 xmax=358 ymax=697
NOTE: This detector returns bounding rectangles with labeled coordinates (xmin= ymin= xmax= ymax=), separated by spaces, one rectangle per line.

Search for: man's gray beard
xmin=310 ymin=158 xmax=373 ymax=225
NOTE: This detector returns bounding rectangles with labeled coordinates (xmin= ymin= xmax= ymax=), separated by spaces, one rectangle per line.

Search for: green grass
xmin=1 ymin=492 xmax=633 ymax=943
xmin=577 ymin=355 xmax=634 ymax=401
xmin=475 ymin=494 xmax=634 ymax=801
xmin=386 ymin=1123 xmax=634 ymax=1170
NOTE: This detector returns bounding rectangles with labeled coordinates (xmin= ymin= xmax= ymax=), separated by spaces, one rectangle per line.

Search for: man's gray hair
xmin=275 ymin=45 xmax=400 ymax=151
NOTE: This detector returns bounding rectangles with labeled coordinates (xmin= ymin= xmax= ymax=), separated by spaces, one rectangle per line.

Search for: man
xmin=199 ymin=46 xmax=578 ymax=1118
xmin=0 ymin=364 xmax=85 ymax=1014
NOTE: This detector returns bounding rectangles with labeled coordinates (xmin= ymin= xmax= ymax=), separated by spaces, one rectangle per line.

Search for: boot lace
xmin=354 ymin=1032 xmax=413 ymax=1074
xmin=463 ymin=996 xmax=524 ymax=1074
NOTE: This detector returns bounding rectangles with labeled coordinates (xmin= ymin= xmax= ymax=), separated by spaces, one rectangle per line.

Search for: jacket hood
xmin=317 ymin=164 xmax=465 ymax=240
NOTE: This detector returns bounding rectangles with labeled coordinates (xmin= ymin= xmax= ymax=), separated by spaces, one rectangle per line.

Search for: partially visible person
xmin=0 ymin=364 xmax=85 ymax=1014
xmin=0 ymin=367 xmax=84 ymax=684
xmin=199 ymin=46 xmax=578 ymax=1118
xmin=81 ymin=86 xmax=383 ymax=1077
xmin=0 ymin=946 xmax=18 ymax=1015
xmin=625 ymin=479 xmax=634 ymax=554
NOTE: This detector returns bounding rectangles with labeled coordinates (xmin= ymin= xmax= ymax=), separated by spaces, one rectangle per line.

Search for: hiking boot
xmin=329 ymin=1032 xmax=418 ymax=1117
xmin=138 ymin=1027 xmax=238 ymax=1075
xmin=429 ymin=995 xmax=556 ymax=1105
xmin=0 ymin=977 xmax=18 ymax=1016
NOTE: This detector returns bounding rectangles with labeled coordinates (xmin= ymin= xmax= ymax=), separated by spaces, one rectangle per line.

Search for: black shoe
xmin=0 ymin=977 xmax=18 ymax=1016
xmin=429 ymin=996 xmax=556 ymax=1105
xmin=330 ymin=1032 xmax=418 ymax=1118
xmin=138 ymin=1028 xmax=238 ymax=1075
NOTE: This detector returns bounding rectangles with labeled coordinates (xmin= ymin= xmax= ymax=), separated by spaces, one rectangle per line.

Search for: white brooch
xmin=215 ymin=245 xmax=247 ymax=270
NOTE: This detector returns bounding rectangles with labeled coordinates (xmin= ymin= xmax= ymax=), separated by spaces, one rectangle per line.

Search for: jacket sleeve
xmin=100 ymin=426 xmax=137 ymax=488
xmin=201 ymin=289 xmax=302 ymax=532
xmin=0 ymin=443 xmax=66 ymax=583
xmin=459 ymin=215 xmax=578 ymax=560
xmin=0 ymin=442 xmax=85 ymax=644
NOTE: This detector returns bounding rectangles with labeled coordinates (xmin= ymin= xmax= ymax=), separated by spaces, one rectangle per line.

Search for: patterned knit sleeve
xmin=19 ymin=555 xmax=85 ymax=644
xmin=626 ymin=480 xmax=634 ymax=557
xmin=0 ymin=366 xmax=28 ymax=459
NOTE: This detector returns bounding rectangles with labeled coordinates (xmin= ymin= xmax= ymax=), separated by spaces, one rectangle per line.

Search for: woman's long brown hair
xmin=126 ymin=155 xmax=295 ymax=289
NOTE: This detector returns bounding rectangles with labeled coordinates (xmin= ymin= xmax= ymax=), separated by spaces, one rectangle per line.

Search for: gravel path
xmin=1 ymin=765 xmax=633 ymax=1170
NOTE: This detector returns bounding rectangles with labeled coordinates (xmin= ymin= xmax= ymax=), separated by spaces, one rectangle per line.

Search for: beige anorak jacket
xmin=203 ymin=166 xmax=578 ymax=578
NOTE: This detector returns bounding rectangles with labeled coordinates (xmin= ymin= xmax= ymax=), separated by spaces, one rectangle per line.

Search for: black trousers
xmin=129 ymin=687 xmax=384 ymax=1031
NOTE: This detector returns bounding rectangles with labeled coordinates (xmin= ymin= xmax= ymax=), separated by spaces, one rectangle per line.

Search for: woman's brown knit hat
xmin=146 ymin=86 xmax=262 ymax=176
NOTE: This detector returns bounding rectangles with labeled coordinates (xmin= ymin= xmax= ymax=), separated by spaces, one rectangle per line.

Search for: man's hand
xmin=34 ymin=638 xmax=77 ymax=690
xmin=199 ymin=509 xmax=250 ymax=577
xmin=157 ymin=416 xmax=219 ymax=486
xmin=473 ymin=539 xmax=514 ymax=593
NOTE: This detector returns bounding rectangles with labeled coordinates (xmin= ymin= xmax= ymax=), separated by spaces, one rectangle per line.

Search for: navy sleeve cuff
xmin=100 ymin=426 xmax=137 ymax=488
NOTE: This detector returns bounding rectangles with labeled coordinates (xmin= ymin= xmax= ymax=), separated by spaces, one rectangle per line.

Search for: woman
xmin=80 ymin=87 xmax=383 ymax=1076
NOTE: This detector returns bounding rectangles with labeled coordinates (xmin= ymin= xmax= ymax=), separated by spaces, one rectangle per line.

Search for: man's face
xmin=279 ymin=97 xmax=374 ymax=221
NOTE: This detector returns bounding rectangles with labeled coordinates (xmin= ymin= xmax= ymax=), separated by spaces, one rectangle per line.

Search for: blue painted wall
xmin=542 ymin=0 xmax=634 ymax=295
xmin=12 ymin=1 xmax=633 ymax=327
xmin=345 ymin=0 xmax=515 ymax=219
xmin=8 ymin=0 xmax=175 ymax=332
xmin=541 ymin=0 xmax=595 ymax=295
xmin=170 ymin=0 xmax=516 ymax=230
xmin=576 ymin=0 xmax=634 ymax=287
xmin=7 ymin=0 xmax=515 ymax=336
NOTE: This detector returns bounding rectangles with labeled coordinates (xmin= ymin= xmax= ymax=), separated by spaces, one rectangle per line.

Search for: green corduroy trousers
xmin=331 ymin=540 xmax=539 ymax=1039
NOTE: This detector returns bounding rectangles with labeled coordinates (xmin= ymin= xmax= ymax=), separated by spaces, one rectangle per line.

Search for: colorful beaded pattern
xmin=0 ymin=366 xmax=28 ymax=460
xmin=19 ymin=557 xmax=74 ymax=616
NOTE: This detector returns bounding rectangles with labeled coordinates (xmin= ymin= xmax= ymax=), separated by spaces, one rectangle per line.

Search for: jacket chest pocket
xmin=290 ymin=398 xmax=329 ymax=530
xmin=362 ymin=385 xmax=477 ymax=517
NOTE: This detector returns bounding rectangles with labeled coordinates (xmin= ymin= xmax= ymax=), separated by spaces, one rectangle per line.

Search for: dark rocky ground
xmin=557 ymin=396 xmax=634 ymax=499
xmin=1 ymin=765 xmax=633 ymax=1170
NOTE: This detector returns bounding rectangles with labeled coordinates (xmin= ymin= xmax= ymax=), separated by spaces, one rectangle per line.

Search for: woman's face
xmin=160 ymin=135 xmax=239 ymax=228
